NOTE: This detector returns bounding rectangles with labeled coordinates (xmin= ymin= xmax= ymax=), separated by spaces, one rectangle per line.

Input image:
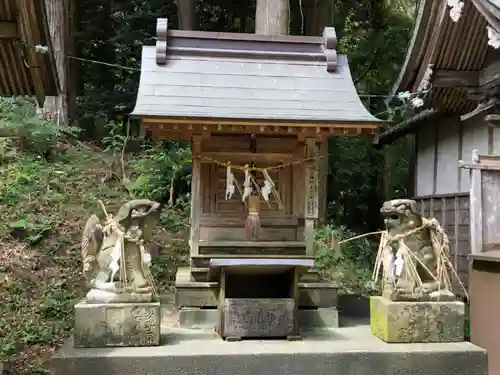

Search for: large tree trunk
xmin=176 ymin=0 xmax=197 ymax=30
xmin=255 ymin=0 xmax=289 ymax=35
xmin=41 ymin=0 xmax=76 ymax=124
xmin=304 ymin=0 xmax=333 ymax=36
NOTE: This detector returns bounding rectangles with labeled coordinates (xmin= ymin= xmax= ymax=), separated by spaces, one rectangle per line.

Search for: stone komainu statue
xmin=375 ymin=199 xmax=458 ymax=302
xmin=81 ymin=199 xmax=161 ymax=302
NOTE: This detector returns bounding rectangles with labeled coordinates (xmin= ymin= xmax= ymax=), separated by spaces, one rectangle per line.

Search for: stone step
xmin=174 ymin=268 xmax=337 ymax=309
xmin=191 ymin=254 xmax=315 ymax=269
xmin=189 ymin=267 xmax=209 ymax=281
xmin=301 ymin=268 xmax=320 ymax=282
xmin=52 ymin=325 xmax=488 ymax=375
xmin=178 ymin=306 xmax=339 ymax=330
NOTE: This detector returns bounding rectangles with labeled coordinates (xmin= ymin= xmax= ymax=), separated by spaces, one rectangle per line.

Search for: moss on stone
xmin=369 ymin=296 xmax=465 ymax=343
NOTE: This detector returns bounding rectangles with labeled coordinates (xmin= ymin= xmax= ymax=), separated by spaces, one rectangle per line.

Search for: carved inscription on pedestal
xmin=73 ymin=301 xmax=161 ymax=348
xmin=223 ymin=298 xmax=295 ymax=338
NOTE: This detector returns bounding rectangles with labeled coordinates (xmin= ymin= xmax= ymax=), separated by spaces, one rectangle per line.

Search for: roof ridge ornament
xmin=322 ymin=27 xmax=337 ymax=72
xmin=156 ymin=18 xmax=168 ymax=65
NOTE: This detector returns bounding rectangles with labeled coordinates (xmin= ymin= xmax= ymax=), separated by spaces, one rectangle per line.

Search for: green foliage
xmin=0 ymin=97 xmax=80 ymax=157
xmin=102 ymin=121 xmax=127 ymax=154
xmin=327 ymin=137 xmax=381 ymax=231
xmin=0 ymin=98 xmax=189 ymax=374
xmin=0 ymin=1 xmax=420 ymax=372
xmin=315 ymin=224 xmax=380 ymax=295
xmin=130 ymin=142 xmax=192 ymax=202
xmin=465 ymin=303 xmax=470 ymax=340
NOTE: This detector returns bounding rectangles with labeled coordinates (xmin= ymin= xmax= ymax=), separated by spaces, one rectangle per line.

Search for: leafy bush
xmin=130 ymin=141 xmax=192 ymax=203
xmin=0 ymin=97 xmax=80 ymax=157
xmin=0 ymin=99 xmax=191 ymax=374
xmin=101 ymin=120 xmax=128 ymax=155
xmin=315 ymin=224 xmax=380 ymax=295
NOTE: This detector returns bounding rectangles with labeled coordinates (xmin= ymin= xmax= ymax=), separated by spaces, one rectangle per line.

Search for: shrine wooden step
xmin=174 ymin=267 xmax=337 ymax=309
xmin=189 ymin=266 xmax=319 ymax=282
xmin=191 ymin=254 xmax=315 ymax=269
xmin=198 ymin=240 xmax=306 ymax=256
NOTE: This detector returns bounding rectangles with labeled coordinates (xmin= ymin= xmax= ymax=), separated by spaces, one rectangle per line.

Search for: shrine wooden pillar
xmin=318 ymin=139 xmax=329 ymax=223
xmin=190 ymin=135 xmax=202 ymax=257
xmin=304 ymin=137 xmax=319 ymax=256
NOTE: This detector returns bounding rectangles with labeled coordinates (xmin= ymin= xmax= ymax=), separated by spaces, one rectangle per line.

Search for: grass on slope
xmin=0 ymin=139 xmax=189 ymax=374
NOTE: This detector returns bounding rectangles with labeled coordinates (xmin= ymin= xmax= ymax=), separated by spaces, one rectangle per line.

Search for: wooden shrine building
xmin=0 ymin=0 xmax=59 ymax=104
xmin=132 ymin=19 xmax=382 ymax=339
xmin=378 ymin=0 xmax=500 ymax=289
xmin=378 ymin=2 xmax=500 ymax=372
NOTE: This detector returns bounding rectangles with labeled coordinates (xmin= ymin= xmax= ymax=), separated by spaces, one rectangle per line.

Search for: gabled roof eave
xmin=387 ymin=0 xmax=437 ymax=103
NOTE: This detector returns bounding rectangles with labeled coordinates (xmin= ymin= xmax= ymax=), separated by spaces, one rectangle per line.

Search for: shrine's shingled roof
xmin=131 ymin=20 xmax=382 ymax=127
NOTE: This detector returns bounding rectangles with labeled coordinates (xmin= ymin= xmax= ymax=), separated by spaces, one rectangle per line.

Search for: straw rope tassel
xmin=371 ymin=216 xmax=468 ymax=300
xmin=245 ymin=195 xmax=261 ymax=240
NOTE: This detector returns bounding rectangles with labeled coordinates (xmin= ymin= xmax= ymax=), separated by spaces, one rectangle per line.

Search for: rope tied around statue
xmin=100 ymin=201 xmax=158 ymax=296
xmin=372 ymin=216 xmax=468 ymax=300
xmin=81 ymin=199 xmax=159 ymax=298
xmin=334 ymin=199 xmax=468 ymax=300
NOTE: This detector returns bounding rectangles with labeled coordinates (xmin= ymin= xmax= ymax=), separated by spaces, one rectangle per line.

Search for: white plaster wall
xmin=414 ymin=114 xmax=494 ymax=197
xmin=460 ymin=116 xmax=489 ymax=193
xmin=415 ymin=124 xmax=435 ymax=196
xmin=435 ymin=117 xmax=460 ymax=195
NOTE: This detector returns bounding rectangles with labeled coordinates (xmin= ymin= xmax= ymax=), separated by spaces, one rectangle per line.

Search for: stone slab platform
xmin=177 ymin=307 xmax=339 ymax=329
xmin=74 ymin=300 xmax=161 ymax=348
xmin=370 ymin=296 xmax=465 ymax=343
xmin=52 ymin=324 xmax=487 ymax=375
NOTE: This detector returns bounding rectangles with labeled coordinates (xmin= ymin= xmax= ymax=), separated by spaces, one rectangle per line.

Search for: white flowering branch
xmin=447 ymin=0 xmax=464 ymax=22
xmin=396 ymin=91 xmax=425 ymax=109
xmin=487 ymin=26 xmax=500 ymax=49
xmin=376 ymin=88 xmax=429 ymax=121
xmin=446 ymin=0 xmax=500 ymax=50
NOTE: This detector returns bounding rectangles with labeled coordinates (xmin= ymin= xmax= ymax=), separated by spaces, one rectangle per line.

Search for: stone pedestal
xmin=370 ymin=296 xmax=465 ymax=343
xmin=74 ymin=300 xmax=161 ymax=348
xmin=221 ymin=298 xmax=296 ymax=339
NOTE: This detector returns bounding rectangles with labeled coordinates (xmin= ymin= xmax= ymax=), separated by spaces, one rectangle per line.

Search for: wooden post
xmin=303 ymin=0 xmax=333 ymax=36
xmin=190 ymin=135 xmax=202 ymax=257
xmin=469 ymin=149 xmax=483 ymax=254
xmin=42 ymin=0 xmax=76 ymax=123
xmin=176 ymin=0 xmax=197 ymax=30
xmin=318 ymin=139 xmax=328 ymax=223
xmin=304 ymin=137 xmax=319 ymax=256
xmin=255 ymin=0 xmax=290 ymax=35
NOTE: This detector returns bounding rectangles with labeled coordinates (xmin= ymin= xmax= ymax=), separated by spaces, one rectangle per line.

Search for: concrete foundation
xmin=52 ymin=324 xmax=487 ymax=375
xmin=74 ymin=300 xmax=161 ymax=348
xmin=177 ymin=307 xmax=339 ymax=329
xmin=370 ymin=296 xmax=465 ymax=343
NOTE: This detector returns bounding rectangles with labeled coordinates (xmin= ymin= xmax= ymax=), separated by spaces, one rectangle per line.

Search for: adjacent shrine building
xmin=378 ymin=0 xmax=500 ymax=289
xmin=0 ymin=0 xmax=59 ymax=104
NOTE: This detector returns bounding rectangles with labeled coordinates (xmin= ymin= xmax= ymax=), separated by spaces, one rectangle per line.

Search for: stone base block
xmin=370 ymin=296 xmax=465 ymax=343
xmin=178 ymin=307 xmax=339 ymax=329
xmin=299 ymin=308 xmax=339 ymax=328
xmin=74 ymin=300 xmax=161 ymax=348
xmin=222 ymin=298 xmax=296 ymax=338
xmin=179 ymin=308 xmax=219 ymax=329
